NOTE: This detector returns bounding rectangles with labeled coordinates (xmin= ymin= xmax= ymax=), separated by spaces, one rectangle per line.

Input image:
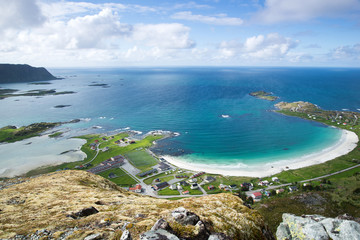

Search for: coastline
xmin=161 ymin=129 xmax=359 ymax=177
xmin=0 ymin=135 xmax=86 ymax=178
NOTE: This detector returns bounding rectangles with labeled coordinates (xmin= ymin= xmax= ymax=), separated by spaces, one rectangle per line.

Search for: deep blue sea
xmin=1 ymin=67 xmax=360 ymax=168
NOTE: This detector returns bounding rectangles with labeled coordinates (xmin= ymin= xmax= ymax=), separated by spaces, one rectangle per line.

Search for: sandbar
xmin=0 ymin=135 xmax=86 ymax=178
xmin=161 ymin=129 xmax=358 ymax=177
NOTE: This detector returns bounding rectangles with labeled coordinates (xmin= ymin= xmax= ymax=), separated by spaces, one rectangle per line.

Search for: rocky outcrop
xmin=276 ymin=213 xmax=360 ymax=240
xmin=0 ymin=64 xmax=58 ymax=83
xmin=0 ymin=170 xmax=274 ymax=239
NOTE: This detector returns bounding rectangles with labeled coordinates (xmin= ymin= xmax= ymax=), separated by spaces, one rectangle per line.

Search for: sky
xmin=0 ymin=0 xmax=360 ymax=67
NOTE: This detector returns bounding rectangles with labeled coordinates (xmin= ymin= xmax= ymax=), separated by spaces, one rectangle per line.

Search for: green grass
xmin=98 ymin=168 xmax=137 ymax=186
xmin=0 ymin=122 xmax=60 ymax=143
xmin=158 ymin=187 xmax=180 ymax=196
xmin=143 ymin=172 xmax=174 ymax=185
xmin=88 ymin=135 xmax=163 ymax=168
xmin=182 ymin=185 xmax=203 ymax=195
xmin=48 ymin=132 xmax=63 ymax=138
xmin=125 ymin=150 xmax=158 ymax=171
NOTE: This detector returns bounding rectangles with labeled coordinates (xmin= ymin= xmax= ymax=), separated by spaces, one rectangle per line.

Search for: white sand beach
xmin=162 ymin=129 xmax=359 ymax=177
xmin=0 ymin=135 xmax=86 ymax=178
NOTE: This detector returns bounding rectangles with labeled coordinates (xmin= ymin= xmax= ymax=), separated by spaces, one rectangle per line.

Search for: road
xmin=246 ymin=164 xmax=360 ymax=196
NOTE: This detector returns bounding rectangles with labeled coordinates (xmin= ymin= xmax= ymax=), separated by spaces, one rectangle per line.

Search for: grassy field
xmin=143 ymin=172 xmax=175 ymax=185
xmin=98 ymin=168 xmax=137 ymax=186
xmin=158 ymin=187 xmax=180 ymax=196
xmin=182 ymin=185 xmax=203 ymax=195
xmin=125 ymin=150 xmax=158 ymax=171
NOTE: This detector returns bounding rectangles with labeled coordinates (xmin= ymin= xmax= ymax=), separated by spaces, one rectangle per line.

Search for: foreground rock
xmin=0 ymin=170 xmax=274 ymax=239
xmin=276 ymin=213 xmax=360 ymax=240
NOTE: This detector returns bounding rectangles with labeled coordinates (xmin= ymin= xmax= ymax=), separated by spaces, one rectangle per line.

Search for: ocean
xmin=1 ymin=67 xmax=359 ymax=175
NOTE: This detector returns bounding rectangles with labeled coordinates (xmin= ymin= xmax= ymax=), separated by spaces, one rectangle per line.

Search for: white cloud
xmin=172 ymin=11 xmax=243 ymax=26
xmin=218 ymin=33 xmax=298 ymax=60
xmin=331 ymin=44 xmax=360 ymax=59
xmin=254 ymin=0 xmax=360 ymax=23
xmin=132 ymin=23 xmax=195 ymax=49
xmin=0 ymin=6 xmax=195 ymax=66
xmin=0 ymin=0 xmax=45 ymax=30
xmin=39 ymin=1 xmax=156 ymax=20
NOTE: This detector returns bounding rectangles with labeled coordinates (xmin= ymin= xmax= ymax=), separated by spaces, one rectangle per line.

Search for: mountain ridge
xmin=0 ymin=64 xmax=58 ymax=83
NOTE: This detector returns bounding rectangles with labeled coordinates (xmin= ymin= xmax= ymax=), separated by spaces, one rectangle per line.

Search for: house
xmin=154 ymin=182 xmax=169 ymax=191
xmin=130 ymin=140 xmax=136 ymax=144
xmin=129 ymin=184 xmax=142 ymax=193
xmin=204 ymin=176 xmax=216 ymax=183
xmin=229 ymin=184 xmax=237 ymax=189
xmin=111 ymin=155 xmax=124 ymax=161
xmin=272 ymin=177 xmax=279 ymax=182
xmin=84 ymin=163 xmax=92 ymax=168
xmin=190 ymin=172 xmax=205 ymax=178
xmin=251 ymin=192 xmax=262 ymax=200
xmin=177 ymin=185 xmax=183 ymax=190
xmin=219 ymin=184 xmax=227 ymax=190
xmin=138 ymin=168 xmax=158 ymax=178
xmin=169 ymin=184 xmax=177 ymax=190
xmin=188 ymin=178 xmax=198 ymax=183
xmin=288 ymin=186 xmax=298 ymax=192
xmin=208 ymin=185 xmax=215 ymax=190
xmin=276 ymin=189 xmax=285 ymax=194
xmin=158 ymin=163 xmax=171 ymax=172
xmin=190 ymin=183 xmax=199 ymax=190
xmin=258 ymin=180 xmax=269 ymax=186
xmin=108 ymin=172 xmax=117 ymax=179
xmin=241 ymin=182 xmax=253 ymax=190
xmin=179 ymin=181 xmax=189 ymax=186
xmin=182 ymin=190 xmax=189 ymax=195
xmin=102 ymin=137 xmax=107 ymax=141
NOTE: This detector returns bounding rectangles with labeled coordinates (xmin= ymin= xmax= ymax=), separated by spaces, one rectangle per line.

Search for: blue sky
xmin=0 ymin=0 xmax=360 ymax=67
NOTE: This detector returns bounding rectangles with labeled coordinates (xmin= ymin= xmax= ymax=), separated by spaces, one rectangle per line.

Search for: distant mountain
xmin=0 ymin=64 xmax=58 ymax=83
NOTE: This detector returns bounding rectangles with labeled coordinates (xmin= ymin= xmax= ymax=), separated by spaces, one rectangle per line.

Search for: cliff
xmin=0 ymin=170 xmax=274 ymax=239
xmin=0 ymin=64 xmax=58 ymax=83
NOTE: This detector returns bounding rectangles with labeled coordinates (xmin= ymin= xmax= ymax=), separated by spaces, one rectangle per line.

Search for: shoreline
xmin=161 ymin=129 xmax=359 ymax=177
xmin=0 ymin=136 xmax=86 ymax=178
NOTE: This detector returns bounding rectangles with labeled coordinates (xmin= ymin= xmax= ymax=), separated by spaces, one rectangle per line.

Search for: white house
xmin=272 ymin=177 xmax=279 ymax=182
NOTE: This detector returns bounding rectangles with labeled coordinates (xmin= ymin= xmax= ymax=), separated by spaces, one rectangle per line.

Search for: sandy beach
xmin=0 ymin=135 xmax=86 ymax=178
xmin=162 ymin=129 xmax=359 ymax=177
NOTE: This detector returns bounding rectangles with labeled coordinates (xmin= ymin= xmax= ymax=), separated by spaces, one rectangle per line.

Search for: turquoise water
xmin=1 ymin=67 xmax=359 ymax=168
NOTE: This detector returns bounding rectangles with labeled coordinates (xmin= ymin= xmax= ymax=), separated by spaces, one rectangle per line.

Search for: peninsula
xmin=249 ymin=91 xmax=279 ymax=101
xmin=0 ymin=64 xmax=58 ymax=83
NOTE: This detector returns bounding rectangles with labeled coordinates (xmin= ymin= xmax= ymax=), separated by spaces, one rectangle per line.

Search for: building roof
xmin=129 ymin=184 xmax=142 ymax=191
xmin=252 ymin=192 xmax=262 ymax=197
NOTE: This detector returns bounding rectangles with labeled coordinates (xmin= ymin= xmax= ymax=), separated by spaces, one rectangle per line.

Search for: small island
xmin=0 ymin=122 xmax=61 ymax=143
xmin=88 ymin=83 xmax=110 ymax=88
xmin=0 ymin=89 xmax=76 ymax=100
xmin=249 ymin=91 xmax=279 ymax=101
xmin=54 ymin=105 xmax=71 ymax=108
